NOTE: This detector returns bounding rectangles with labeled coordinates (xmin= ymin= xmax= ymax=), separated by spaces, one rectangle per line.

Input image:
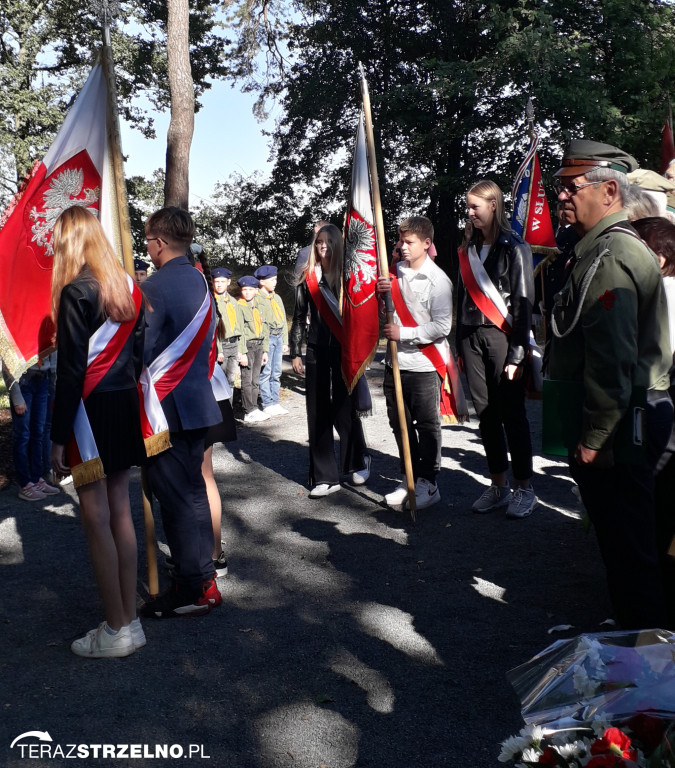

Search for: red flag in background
xmin=0 ymin=63 xmax=119 ymax=380
xmin=661 ymin=110 xmax=674 ymax=175
xmin=511 ymin=131 xmax=557 ymax=268
xmin=342 ymin=109 xmax=379 ymax=393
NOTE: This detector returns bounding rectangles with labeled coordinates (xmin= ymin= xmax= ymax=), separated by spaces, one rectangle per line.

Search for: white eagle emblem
xmin=345 ymin=215 xmax=376 ymax=293
xmin=29 ymin=168 xmax=100 ymax=256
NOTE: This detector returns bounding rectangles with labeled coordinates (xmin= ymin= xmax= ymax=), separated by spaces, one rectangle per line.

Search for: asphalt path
xmin=0 ymin=350 xmax=610 ymax=767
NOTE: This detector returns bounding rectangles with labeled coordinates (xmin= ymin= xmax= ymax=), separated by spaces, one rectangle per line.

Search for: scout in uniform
xmin=237 ymin=275 xmax=270 ymax=423
xmin=212 ymin=267 xmax=246 ymax=390
xmin=134 ymin=258 xmax=150 ymax=286
xmin=549 ymin=140 xmax=673 ymax=629
xmin=255 ymin=264 xmax=289 ymax=416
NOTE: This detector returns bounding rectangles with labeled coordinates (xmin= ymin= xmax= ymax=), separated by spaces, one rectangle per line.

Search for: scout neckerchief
xmin=238 ymin=297 xmax=263 ymax=337
xmin=264 ymin=292 xmax=285 ymax=326
xmin=220 ymin=294 xmax=238 ymax=334
xmin=67 ymin=274 xmax=142 ymax=488
xmin=138 ymin=274 xmax=212 ymax=455
xmin=389 ymin=266 xmax=469 ymax=424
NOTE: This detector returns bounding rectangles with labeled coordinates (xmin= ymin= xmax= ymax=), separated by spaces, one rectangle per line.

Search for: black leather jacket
xmin=456 ymin=230 xmax=534 ymax=366
xmin=289 ymin=280 xmax=340 ymax=358
xmin=51 ymin=269 xmax=144 ymax=444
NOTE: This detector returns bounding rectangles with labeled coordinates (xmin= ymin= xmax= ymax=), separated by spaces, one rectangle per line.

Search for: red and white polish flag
xmin=0 ymin=63 xmax=118 ymax=379
xmin=342 ymin=109 xmax=380 ymax=393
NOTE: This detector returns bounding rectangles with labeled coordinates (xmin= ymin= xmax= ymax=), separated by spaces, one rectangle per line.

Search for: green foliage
xmin=224 ymin=0 xmax=674 ymax=275
xmin=0 ymin=0 xmax=229 ymax=202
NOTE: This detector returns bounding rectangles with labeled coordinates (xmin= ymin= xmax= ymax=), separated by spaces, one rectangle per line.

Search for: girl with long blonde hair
xmin=290 ymin=223 xmax=370 ymax=497
xmin=50 ymin=206 xmax=146 ymax=658
xmin=457 ymin=180 xmax=536 ymax=519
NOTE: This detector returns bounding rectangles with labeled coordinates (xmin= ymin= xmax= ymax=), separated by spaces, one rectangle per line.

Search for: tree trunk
xmin=164 ymin=0 xmax=194 ymax=209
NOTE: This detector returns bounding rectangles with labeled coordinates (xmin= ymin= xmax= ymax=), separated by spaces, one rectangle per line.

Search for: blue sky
xmin=120 ymin=83 xmax=277 ymax=208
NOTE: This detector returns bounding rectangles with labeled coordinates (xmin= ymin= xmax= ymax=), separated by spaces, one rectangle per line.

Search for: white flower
xmin=555 ymin=739 xmax=587 ymax=759
xmin=519 ymin=724 xmax=545 ymax=745
xmin=520 ymin=747 xmax=541 ymax=763
xmin=498 ymin=734 xmax=529 ymax=762
xmin=573 ymin=664 xmax=598 ymax=699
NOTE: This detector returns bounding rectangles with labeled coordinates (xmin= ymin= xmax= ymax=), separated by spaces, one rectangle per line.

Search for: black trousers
xmin=305 ymin=344 xmax=367 ymax=486
xmin=146 ymin=428 xmax=215 ymax=592
xmin=240 ymin=339 xmax=264 ymax=414
xmin=459 ymin=325 xmax=533 ymax=480
xmin=570 ymin=458 xmax=667 ymax=630
xmin=383 ymin=367 xmax=441 ymax=483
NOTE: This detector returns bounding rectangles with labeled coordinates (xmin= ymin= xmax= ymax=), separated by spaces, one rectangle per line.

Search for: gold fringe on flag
xmin=72 ymin=457 xmax=106 ymax=489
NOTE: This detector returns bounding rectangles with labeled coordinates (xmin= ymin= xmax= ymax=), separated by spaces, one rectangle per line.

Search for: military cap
xmin=134 ymin=258 xmax=149 ymax=272
xmin=554 ymin=140 xmax=638 ymax=178
xmin=237 ymin=275 xmax=258 ymax=288
xmin=212 ymin=267 xmax=232 ymax=278
xmin=627 ymin=168 xmax=675 ymax=194
xmin=254 ymin=265 xmax=278 ymax=280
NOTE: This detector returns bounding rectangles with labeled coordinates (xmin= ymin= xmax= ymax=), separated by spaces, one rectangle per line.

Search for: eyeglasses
xmin=145 ymin=236 xmax=165 ymax=245
xmin=553 ymin=179 xmax=600 ymax=197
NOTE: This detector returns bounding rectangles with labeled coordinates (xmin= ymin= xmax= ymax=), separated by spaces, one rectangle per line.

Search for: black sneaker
xmin=140 ymin=581 xmax=211 ymax=619
xmin=213 ymin=551 xmax=228 ymax=578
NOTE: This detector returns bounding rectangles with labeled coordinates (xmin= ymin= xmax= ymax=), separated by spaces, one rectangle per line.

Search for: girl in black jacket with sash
xmin=290 ymin=224 xmax=370 ymax=497
xmin=457 ymin=180 xmax=536 ymax=519
xmin=51 ymin=206 xmax=146 ymax=658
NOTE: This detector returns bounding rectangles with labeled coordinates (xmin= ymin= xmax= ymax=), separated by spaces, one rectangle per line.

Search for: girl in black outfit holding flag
xmin=290 ymin=224 xmax=370 ymax=498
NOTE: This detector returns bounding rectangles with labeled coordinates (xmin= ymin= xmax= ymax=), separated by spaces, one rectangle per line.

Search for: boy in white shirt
xmin=376 ymin=216 xmax=453 ymax=510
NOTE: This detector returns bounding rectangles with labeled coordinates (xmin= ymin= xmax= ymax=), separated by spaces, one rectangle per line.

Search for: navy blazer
xmin=141 ymin=254 xmax=220 ymax=432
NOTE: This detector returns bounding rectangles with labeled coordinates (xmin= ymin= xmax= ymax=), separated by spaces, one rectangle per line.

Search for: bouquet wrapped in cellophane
xmin=498 ymin=629 xmax=675 ymax=767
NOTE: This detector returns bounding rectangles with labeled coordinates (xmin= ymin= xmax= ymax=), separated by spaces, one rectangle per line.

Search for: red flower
xmin=591 ymin=728 xmax=633 ymax=757
xmin=538 ymin=746 xmax=559 ymax=765
xmin=598 ymin=289 xmax=616 ymax=309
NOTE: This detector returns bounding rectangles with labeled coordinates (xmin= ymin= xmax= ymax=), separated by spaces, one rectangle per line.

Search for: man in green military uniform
xmin=255 ymin=265 xmax=289 ymax=417
xmin=237 ymin=275 xmax=270 ymax=423
xmin=549 ymin=139 xmax=673 ymax=629
xmin=212 ymin=268 xmax=246 ymax=390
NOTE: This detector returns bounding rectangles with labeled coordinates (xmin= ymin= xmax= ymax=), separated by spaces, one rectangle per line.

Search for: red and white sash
xmin=389 ymin=269 xmax=469 ymax=424
xmin=67 ymin=275 xmax=142 ymax=488
xmin=209 ymin=321 xmax=232 ymax=401
xmin=138 ymin=276 xmax=213 ymax=454
xmin=306 ymin=268 xmax=343 ymax=342
xmin=457 ymin=245 xmax=542 ymax=392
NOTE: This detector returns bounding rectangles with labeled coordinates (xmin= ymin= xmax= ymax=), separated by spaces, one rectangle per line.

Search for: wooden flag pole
xmin=101 ymin=18 xmax=159 ymax=596
xmin=359 ymin=66 xmax=416 ymax=521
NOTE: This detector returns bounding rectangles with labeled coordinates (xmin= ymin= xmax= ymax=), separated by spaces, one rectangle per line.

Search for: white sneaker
xmin=351 ymin=455 xmax=371 ymax=486
xmin=128 ymin=617 xmax=147 ymax=649
xmin=264 ymin=404 xmax=288 ymax=416
xmin=406 ymin=478 xmax=440 ymax=510
xmin=472 ymin=484 xmax=512 ymax=513
xmin=244 ymin=409 xmax=270 ymax=423
xmin=71 ymin=622 xmax=135 ymax=658
xmin=308 ymin=483 xmax=341 ymax=498
xmin=384 ymin=480 xmax=409 ymax=507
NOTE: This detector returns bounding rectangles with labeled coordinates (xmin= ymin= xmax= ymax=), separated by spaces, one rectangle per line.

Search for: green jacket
xmin=215 ymin=292 xmax=247 ymax=356
xmin=549 ymin=212 xmax=671 ymax=451
xmin=238 ymin=294 xmax=270 ymax=353
xmin=258 ymin=290 xmax=289 ymax=345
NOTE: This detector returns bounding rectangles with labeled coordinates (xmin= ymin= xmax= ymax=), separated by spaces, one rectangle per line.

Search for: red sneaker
xmin=197 ymin=578 xmax=222 ymax=608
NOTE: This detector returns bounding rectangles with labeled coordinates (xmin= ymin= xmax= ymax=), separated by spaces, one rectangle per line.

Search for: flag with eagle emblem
xmin=510 ymin=130 xmax=557 ymax=269
xmin=0 ymin=62 xmax=118 ymax=380
xmin=342 ymin=109 xmax=379 ymax=393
